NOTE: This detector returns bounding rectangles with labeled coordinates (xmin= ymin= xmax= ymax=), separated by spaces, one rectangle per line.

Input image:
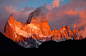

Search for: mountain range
xmin=2 ymin=7 xmax=86 ymax=49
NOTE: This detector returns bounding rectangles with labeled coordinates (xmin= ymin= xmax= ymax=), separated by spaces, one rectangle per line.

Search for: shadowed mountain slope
xmin=0 ymin=32 xmax=24 ymax=53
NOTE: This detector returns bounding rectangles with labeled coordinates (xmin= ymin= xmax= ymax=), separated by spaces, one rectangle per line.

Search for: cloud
xmin=47 ymin=0 xmax=60 ymax=10
xmin=20 ymin=6 xmax=35 ymax=13
xmin=74 ymin=26 xmax=86 ymax=40
xmin=0 ymin=5 xmax=35 ymax=33
xmin=38 ymin=0 xmax=86 ymax=31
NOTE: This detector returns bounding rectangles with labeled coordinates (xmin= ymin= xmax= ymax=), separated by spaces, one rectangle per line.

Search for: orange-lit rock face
xmin=24 ymin=23 xmax=43 ymax=35
xmin=52 ymin=25 xmax=74 ymax=41
xmin=26 ymin=17 xmax=52 ymax=36
xmin=29 ymin=18 xmax=52 ymax=36
xmin=4 ymin=14 xmax=26 ymax=42
xmin=39 ymin=21 xmax=52 ymax=36
xmin=26 ymin=8 xmax=52 ymax=36
xmin=4 ymin=14 xmax=52 ymax=42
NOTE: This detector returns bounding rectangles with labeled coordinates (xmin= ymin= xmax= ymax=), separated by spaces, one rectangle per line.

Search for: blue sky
xmin=1 ymin=0 xmax=68 ymax=11
xmin=19 ymin=0 xmax=69 ymax=11
xmin=0 ymin=0 xmax=69 ymax=11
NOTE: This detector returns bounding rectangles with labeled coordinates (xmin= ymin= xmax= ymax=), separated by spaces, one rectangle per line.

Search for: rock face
xmin=4 ymin=14 xmax=25 ymax=42
xmin=26 ymin=8 xmax=52 ymax=36
xmin=51 ymin=25 xmax=84 ymax=41
xmin=26 ymin=8 xmax=43 ymax=24
xmin=51 ymin=25 xmax=73 ymax=41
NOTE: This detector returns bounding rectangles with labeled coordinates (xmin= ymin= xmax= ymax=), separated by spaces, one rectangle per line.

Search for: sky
xmin=0 ymin=0 xmax=86 ymax=34
xmin=0 ymin=0 xmax=68 ymax=11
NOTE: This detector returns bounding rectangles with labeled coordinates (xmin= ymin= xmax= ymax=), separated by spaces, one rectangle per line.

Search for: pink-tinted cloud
xmin=6 ymin=5 xmax=13 ymax=12
xmin=0 ymin=5 xmax=35 ymax=33
xmin=74 ymin=26 xmax=86 ymax=40
xmin=38 ymin=0 xmax=86 ymax=31
xmin=45 ymin=0 xmax=60 ymax=10
xmin=20 ymin=6 xmax=35 ymax=13
xmin=5 ymin=5 xmax=35 ymax=21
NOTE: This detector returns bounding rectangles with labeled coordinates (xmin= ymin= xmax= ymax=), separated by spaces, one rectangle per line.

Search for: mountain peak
xmin=26 ymin=8 xmax=43 ymax=24
xmin=8 ymin=14 xmax=14 ymax=23
xmin=26 ymin=7 xmax=52 ymax=36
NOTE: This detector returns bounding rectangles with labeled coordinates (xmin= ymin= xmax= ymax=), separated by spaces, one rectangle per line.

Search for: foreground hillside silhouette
xmin=0 ymin=32 xmax=24 ymax=53
xmin=0 ymin=32 xmax=86 ymax=55
xmin=2 ymin=38 xmax=86 ymax=55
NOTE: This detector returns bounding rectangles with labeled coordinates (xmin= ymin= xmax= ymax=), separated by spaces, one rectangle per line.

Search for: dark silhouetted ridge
xmin=38 ymin=39 xmax=86 ymax=54
xmin=0 ymin=32 xmax=24 ymax=53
